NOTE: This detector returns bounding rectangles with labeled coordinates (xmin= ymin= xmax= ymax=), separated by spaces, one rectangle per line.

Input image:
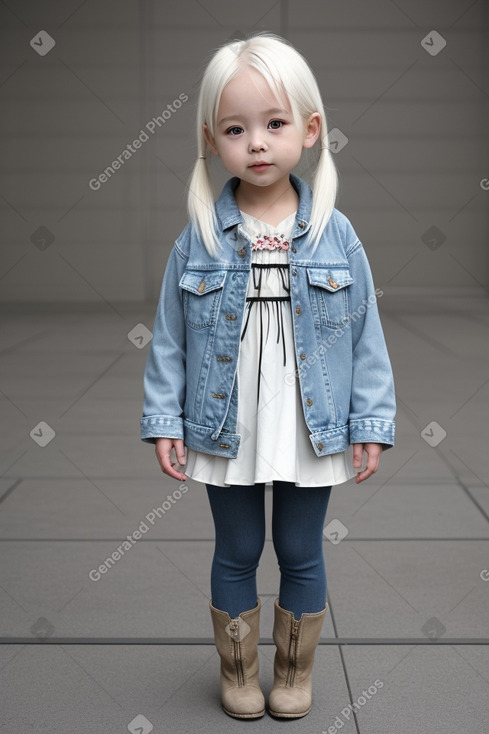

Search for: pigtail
xmin=186 ymin=125 xmax=222 ymax=259
xmin=308 ymin=136 xmax=339 ymax=257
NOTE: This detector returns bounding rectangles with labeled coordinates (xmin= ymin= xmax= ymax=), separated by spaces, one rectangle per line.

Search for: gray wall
xmin=2 ymin=0 xmax=488 ymax=303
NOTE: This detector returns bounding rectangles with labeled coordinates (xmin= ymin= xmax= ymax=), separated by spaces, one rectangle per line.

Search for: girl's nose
xmin=249 ymin=136 xmax=268 ymax=153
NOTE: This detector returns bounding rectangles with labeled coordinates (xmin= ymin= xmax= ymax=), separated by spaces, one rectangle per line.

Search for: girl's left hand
xmin=352 ymin=442 xmax=383 ymax=483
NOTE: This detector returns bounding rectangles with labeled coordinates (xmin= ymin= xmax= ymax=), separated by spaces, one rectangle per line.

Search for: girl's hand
xmin=155 ymin=437 xmax=187 ymax=481
xmin=352 ymin=442 xmax=382 ymax=484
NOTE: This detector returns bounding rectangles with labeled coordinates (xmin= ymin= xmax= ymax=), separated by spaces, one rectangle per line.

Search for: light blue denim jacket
xmin=140 ymin=173 xmax=396 ymax=458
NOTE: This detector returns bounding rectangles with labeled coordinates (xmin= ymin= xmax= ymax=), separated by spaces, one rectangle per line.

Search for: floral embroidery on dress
xmin=251 ymin=233 xmax=290 ymax=251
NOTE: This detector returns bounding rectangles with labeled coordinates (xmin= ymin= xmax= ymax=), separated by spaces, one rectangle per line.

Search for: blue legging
xmin=205 ymin=480 xmax=332 ymax=620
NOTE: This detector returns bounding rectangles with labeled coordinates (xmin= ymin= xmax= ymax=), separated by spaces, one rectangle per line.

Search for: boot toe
xmin=268 ymin=685 xmax=311 ymax=718
xmin=222 ymin=686 xmax=265 ymax=719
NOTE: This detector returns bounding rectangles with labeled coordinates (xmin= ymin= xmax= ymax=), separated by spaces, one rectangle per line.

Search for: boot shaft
xmin=272 ymin=598 xmax=328 ymax=686
xmin=209 ymin=597 xmax=265 ymax=719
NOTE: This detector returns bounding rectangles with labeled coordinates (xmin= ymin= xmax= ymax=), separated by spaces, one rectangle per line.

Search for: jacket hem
xmin=183 ymin=419 xmax=242 ymax=458
xmin=141 ymin=416 xmax=395 ymax=455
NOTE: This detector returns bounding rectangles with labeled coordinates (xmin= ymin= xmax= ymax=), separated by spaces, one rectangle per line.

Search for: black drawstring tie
xmin=240 ymin=264 xmax=291 ymax=404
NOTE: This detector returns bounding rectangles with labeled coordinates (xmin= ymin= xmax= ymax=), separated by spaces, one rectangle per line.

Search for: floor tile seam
xmin=396 ymin=412 xmax=489 ymax=525
xmin=1 ymin=638 xmax=488 ymax=645
xmin=442 ymin=458 xmax=489 ymax=523
xmin=0 ymin=479 xmax=23 ymax=505
xmin=385 ymin=307 xmax=489 ymax=326
xmin=381 ymin=313 xmax=457 ymax=356
xmin=2 ymin=537 xmax=489 ymax=542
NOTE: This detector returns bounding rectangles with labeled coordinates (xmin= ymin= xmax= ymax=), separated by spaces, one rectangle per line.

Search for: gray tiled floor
xmin=1 ymin=294 xmax=489 ymax=733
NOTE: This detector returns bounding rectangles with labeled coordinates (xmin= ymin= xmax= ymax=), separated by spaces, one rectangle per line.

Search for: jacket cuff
xmin=140 ymin=416 xmax=184 ymax=444
xmin=349 ymin=418 xmax=395 ymax=449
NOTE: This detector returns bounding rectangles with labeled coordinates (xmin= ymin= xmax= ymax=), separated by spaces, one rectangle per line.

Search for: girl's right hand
xmin=155 ymin=437 xmax=187 ymax=481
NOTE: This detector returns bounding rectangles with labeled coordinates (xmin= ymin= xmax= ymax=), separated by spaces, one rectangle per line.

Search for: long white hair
xmin=187 ymin=31 xmax=338 ymax=258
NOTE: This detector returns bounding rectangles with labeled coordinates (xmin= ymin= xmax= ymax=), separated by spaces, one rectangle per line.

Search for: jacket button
xmin=217 ymin=356 xmax=232 ymax=361
xmin=238 ymin=247 xmax=247 ymax=257
xmin=317 ymin=443 xmax=323 ymax=451
xmin=295 ymin=305 xmax=301 ymax=315
xmin=300 ymin=353 xmax=306 ymax=360
xmin=291 ymin=268 xmax=297 ymax=276
xmin=219 ymin=443 xmax=231 ymax=449
xmin=306 ymin=397 xmax=313 ymax=406
xmin=298 ymin=221 xmax=305 ymax=229
xmin=225 ymin=313 xmax=237 ymax=320
xmin=198 ymin=279 xmax=205 ymax=293
xmin=211 ymin=392 xmax=226 ymax=399
xmin=291 ymin=246 xmax=297 ymax=253
xmin=328 ymin=275 xmax=339 ymax=289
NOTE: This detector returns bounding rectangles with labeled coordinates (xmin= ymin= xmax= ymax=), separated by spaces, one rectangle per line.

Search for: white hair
xmin=186 ymin=31 xmax=338 ymax=258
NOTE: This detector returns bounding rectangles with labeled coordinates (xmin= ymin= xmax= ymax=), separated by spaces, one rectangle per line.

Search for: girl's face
xmin=203 ymin=66 xmax=320 ymax=190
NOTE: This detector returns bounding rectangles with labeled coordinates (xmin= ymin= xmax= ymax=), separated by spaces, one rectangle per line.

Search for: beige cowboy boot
xmin=209 ymin=597 xmax=265 ymax=719
xmin=268 ymin=597 xmax=328 ymax=718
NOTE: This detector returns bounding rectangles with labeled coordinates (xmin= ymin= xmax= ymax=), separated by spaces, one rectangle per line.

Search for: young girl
xmin=141 ymin=32 xmax=396 ymax=720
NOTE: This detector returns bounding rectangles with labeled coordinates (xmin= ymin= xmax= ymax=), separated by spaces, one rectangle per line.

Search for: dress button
xmin=306 ymin=397 xmax=313 ymax=406
xmin=300 ymin=353 xmax=306 ymax=360
xmin=317 ymin=443 xmax=323 ymax=451
xmin=295 ymin=305 xmax=301 ymax=315
xmin=238 ymin=247 xmax=247 ymax=257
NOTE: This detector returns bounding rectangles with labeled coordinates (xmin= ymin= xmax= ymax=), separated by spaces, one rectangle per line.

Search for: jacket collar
xmin=215 ymin=172 xmax=312 ymax=233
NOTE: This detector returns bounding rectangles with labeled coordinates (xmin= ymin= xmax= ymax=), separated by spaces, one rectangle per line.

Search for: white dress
xmin=183 ymin=210 xmax=357 ymax=488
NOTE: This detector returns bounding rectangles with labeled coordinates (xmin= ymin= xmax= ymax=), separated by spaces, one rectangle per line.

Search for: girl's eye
xmin=225 ymin=120 xmax=284 ymax=135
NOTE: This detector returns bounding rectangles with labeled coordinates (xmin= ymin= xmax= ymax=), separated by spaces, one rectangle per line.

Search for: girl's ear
xmin=203 ymin=123 xmax=219 ymax=156
xmin=302 ymin=112 xmax=321 ymax=150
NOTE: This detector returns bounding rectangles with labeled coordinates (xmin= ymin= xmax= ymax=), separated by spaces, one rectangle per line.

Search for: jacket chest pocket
xmin=179 ymin=270 xmax=227 ymax=329
xmin=307 ymin=267 xmax=354 ymax=329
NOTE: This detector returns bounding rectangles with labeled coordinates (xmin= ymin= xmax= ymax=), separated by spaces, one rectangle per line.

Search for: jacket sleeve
xmin=345 ymin=233 xmax=396 ymax=450
xmin=140 ymin=243 xmax=188 ymax=444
